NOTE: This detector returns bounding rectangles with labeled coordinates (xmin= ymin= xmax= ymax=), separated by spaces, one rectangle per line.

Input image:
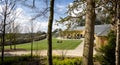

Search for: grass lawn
xmin=5 ymin=38 xmax=82 ymax=50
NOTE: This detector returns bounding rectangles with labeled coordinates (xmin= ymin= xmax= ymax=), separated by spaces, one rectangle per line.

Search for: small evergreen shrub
xmin=94 ymin=30 xmax=116 ymax=65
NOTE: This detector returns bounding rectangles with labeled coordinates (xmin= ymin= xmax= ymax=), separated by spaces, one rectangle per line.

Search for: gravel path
xmin=1 ymin=38 xmax=96 ymax=57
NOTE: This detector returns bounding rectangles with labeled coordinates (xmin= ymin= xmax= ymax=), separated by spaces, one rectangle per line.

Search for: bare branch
xmin=31 ymin=7 xmax=49 ymax=21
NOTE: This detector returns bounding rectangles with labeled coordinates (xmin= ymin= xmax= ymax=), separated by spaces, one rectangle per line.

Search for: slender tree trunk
xmin=13 ymin=21 xmax=16 ymax=50
xmin=9 ymin=35 xmax=12 ymax=49
xmin=31 ymin=39 xmax=33 ymax=58
xmin=111 ymin=0 xmax=117 ymax=31
xmin=115 ymin=1 xmax=120 ymax=65
xmin=82 ymin=0 xmax=95 ymax=65
xmin=1 ymin=21 xmax=5 ymax=65
xmin=13 ymin=36 xmax=16 ymax=50
xmin=47 ymin=0 xmax=54 ymax=65
xmin=1 ymin=8 xmax=7 ymax=65
xmin=31 ymin=21 xmax=34 ymax=58
xmin=9 ymin=28 xmax=12 ymax=49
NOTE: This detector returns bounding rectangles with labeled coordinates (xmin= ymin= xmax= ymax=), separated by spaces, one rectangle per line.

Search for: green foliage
xmin=53 ymin=57 xmax=82 ymax=65
xmin=0 ymin=55 xmax=82 ymax=65
xmin=95 ymin=30 xmax=116 ymax=65
xmin=0 ymin=55 xmax=38 ymax=65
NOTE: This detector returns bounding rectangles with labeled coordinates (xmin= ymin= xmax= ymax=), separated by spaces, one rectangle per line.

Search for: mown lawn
xmin=5 ymin=38 xmax=82 ymax=50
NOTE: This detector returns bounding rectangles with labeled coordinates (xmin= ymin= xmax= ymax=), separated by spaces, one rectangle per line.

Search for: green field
xmin=5 ymin=38 xmax=82 ymax=50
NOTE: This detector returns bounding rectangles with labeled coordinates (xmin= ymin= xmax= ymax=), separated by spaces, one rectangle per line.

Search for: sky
xmin=16 ymin=0 xmax=74 ymax=33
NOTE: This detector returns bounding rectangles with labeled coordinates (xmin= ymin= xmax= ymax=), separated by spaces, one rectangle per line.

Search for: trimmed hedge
xmin=0 ymin=34 xmax=46 ymax=46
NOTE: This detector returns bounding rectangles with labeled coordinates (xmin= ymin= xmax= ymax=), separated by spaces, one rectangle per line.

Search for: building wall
xmin=61 ymin=30 xmax=108 ymax=48
xmin=95 ymin=35 xmax=108 ymax=48
xmin=61 ymin=30 xmax=83 ymax=39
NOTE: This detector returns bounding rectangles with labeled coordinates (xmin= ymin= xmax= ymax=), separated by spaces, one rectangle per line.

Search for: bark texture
xmin=115 ymin=0 xmax=120 ymax=65
xmin=82 ymin=0 xmax=95 ymax=65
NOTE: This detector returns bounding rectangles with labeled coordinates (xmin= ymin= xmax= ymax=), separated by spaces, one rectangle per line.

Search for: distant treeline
xmin=0 ymin=32 xmax=47 ymax=46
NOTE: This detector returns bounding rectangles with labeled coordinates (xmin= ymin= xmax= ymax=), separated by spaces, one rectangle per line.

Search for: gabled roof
xmin=72 ymin=24 xmax=111 ymax=36
xmin=95 ymin=24 xmax=111 ymax=36
xmin=72 ymin=26 xmax=85 ymax=31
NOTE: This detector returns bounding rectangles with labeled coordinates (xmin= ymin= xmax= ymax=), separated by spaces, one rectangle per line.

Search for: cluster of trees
xmin=0 ymin=0 xmax=47 ymax=65
xmin=0 ymin=0 xmax=120 ymax=65
xmin=57 ymin=0 xmax=120 ymax=65
xmin=0 ymin=0 xmax=19 ymax=64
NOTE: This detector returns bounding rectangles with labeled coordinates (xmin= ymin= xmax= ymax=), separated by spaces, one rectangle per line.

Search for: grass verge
xmin=5 ymin=38 xmax=82 ymax=50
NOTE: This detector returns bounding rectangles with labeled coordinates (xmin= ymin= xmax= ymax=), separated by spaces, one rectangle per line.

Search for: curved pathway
xmin=1 ymin=38 xmax=96 ymax=57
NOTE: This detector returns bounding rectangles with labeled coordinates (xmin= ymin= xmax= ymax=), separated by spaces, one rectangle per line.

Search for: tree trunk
xmin=1 ymin=7 xmax=7 ymax=65
xmin=31 ymin=21 xmax=34 ymax=58
xmin=47 ymin=0 xmax=54 ymax=65
xmin=115 ymin=1 xmax=120 ymax=65
xmin=1 ymin=20 xmax=6 ymax=65
xmin=31 ymin=39 xmax=33 ymax=58
xmin=82 ymin=0 xmax=95 ymax=65
xmin=111 ymin=0 xmax=117 ymax=31
xmin=9 ymin=35 xmax=12 ymax=49
xmin=0 ymin=0 xmax=16 ymax=64
xmin=13 ymin=33 xmax=16 ymax=50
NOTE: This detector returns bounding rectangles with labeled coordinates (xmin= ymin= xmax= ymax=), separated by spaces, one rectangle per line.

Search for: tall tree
xmin=82 ymin=0 xmax=95 ymax=65
xmin=47 ymin=0 xmax=54 ymax=65
xmin=12 ymin=23 xmax=20 ymax=50
xmin=29 ymin=21 xmax=34 ymax=58
xmin=0 ymin=0 xmax=16 ymax=65
xmin=6 ymin=7 xmax=21 ymax=50
xmin=115 ymin=0 xmax=120 ymax=65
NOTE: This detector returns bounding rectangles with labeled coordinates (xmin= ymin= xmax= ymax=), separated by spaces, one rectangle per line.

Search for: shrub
xmin=0 ymin=55 xmax=82 ymax=65
xmin=0 ymin=55 xmax=40 ymax=65
xmin=94 ymin=30 xmax=116 ymax=65
xmin=53 ymin=57 xmax=82 ymax=65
